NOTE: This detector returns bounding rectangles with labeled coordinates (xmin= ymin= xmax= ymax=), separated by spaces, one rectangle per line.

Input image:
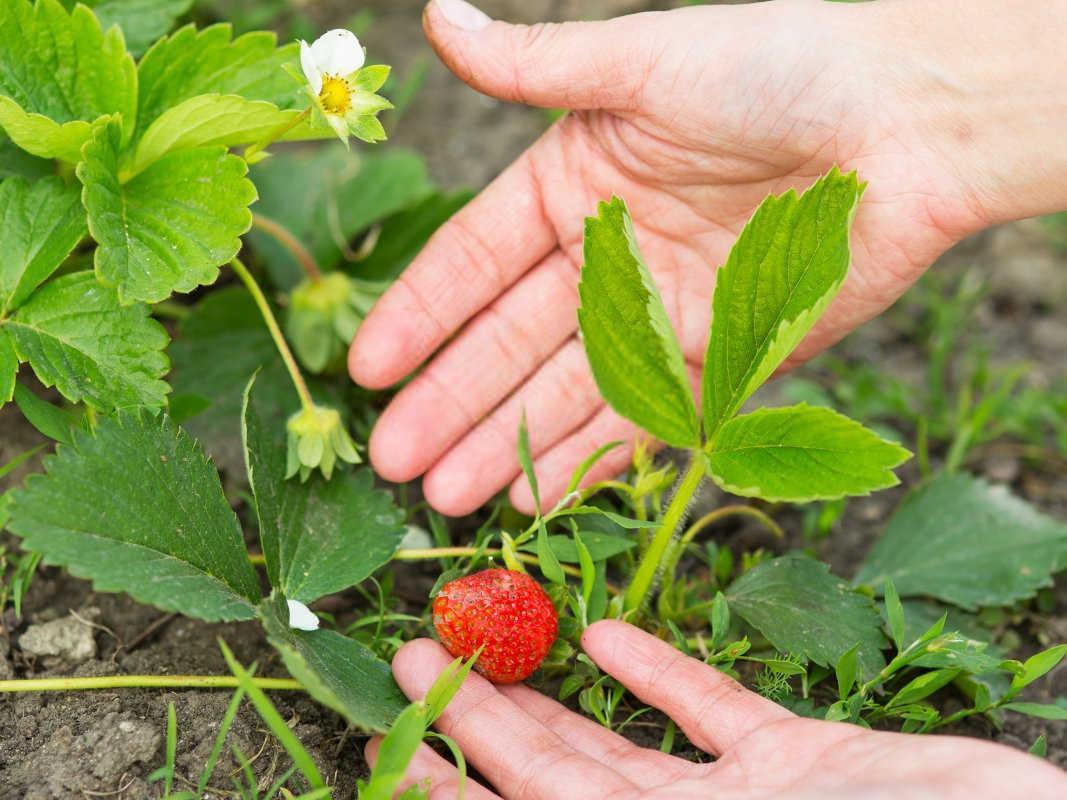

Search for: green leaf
xmin=1010 ymin=645 xmax=1067 ymax=695
xmin=0 ymin=177 xmax=86 ymax=314
xmin=0 ymin=330 xmax=15 ymax=407
xmin=5 ymin=412 xmax=261 ymax=621
xmin=79 ymin=119 xmax=256 ymax=304
xmin=70 ymin=0 xmax=193 ymax=56
xmin=707 ymin=404 xmax=910 ymax=502
xmin=243 ymin=374 xmax=405 ymax=603
xmin=535 ymin=521 xmax=565 ymax=585
xmin=13 ymin=382 xmax=82 ymax=445
xmin=0 ymin=0 xmax=136 ymax=161
xmin=0 ymin=134 xmax=54 ymax=181
xmin=578 ymin=197 xmax=699 ymax=447
xmin=260 ymin=594 xmax=407 ymax=732
xmin=854 ymin=472 xmax=1067 ymax=609
xmin=3 ymin=272 xmax=170 ymax=411
xmin=883 ymin=579 xmax=905 ymax=652
xmin=887 ymin=668 xmax=960 ymax=709
xmin=518 ymin=412 xmax=541 ymax=513
xmin=709 ymin=591 xmax=730 ymax=649
xmin=728 ymin=555 xmax=886 ymax=677
xmin=835 ymin=643 xmax=860 ymax=700
xmin=359 ymin=701 xmax=429 ymax=800
xmin=1003 ymin=702 xmax=1067 ymax=721
xmin=703 ymin=169 xmax=863 ymax=439
xmin=518 ymin=531 xmax=636 ymax=563
xmin=133 ymin=24 xmax=304 ymax=144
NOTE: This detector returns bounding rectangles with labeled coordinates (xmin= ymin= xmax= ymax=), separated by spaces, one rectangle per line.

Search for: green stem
xmin=0 ymin=675 xmax=302 ymax=693
xmin=244 ymin=108 xmax=311 ymax=162
xmin=252 ymin=213 xmax=323 ymax=282
xmin=230 ymin=258 xmax=314 ymax=412
xmin=624 ymin=456 xmax=706 ymax=614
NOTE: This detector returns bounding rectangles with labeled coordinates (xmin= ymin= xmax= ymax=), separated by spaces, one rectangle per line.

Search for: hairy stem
xmin=252 ymin=213 xmax=323 ymax=282
xmin=230 ymin=257 xmax=314 ymax=412
xmin=0 ymin=675 xmax=302 ymax=693
xmin=624 ymin=456 xmax=706 ymax=614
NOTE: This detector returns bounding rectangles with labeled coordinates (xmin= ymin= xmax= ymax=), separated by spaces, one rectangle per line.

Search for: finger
xmin=367 ymin=251 xmax=578 ymax=484
xmin=582 ymin=620 xmax=794 ymax=756
xmin=509 ymin=404 xmax=637 ymax=514
xmin=365 ymin=738 xmax=501 ymax=800
xmin=424 ymin=0 xmax=664 ymax=111
xmin=423 ymin=338 xmax=600 ymax=516
xmin=349 ymin=148 xmax=555 ymax=390
xmin=393 ymin=639 xmax=636 ymax=800
xmin=499 ymin=683 xmax=689 ymax=788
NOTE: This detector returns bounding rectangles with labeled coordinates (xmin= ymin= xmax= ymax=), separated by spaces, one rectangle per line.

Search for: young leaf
xmin=855 ymin=472 xmax=1067 ymax=609
xmin=0 ymin=0 xmax=136 ymax=161
xmin=75 ymin=0 xmax=194 ymax=56
xmin=0 ymin=330 xmax=15 ymax=407
xmin=728 ymin=555 xmax=887 ymax=677
xmin=709 ymin=591 xmax=730 ymax=649
xmin=1008 ymin=644 xmax=1067 ymax=696
xmin=79 ymin=119 xmax=257 ymax=304
xmin=835 ymin=643 xmax=860 ymax=701
xmin=536 ymin=520 xmax=565 ymax=585
xmin=4 ymin=272 xmax=170 ymax=411
xmin=5 ymin=412 xmax=262 ymax=621
xmin=12 ymin=383 xmax=82 ymax=445
xmin=1002 ymin=702 xmax=1067 ymax=721
xmin=886 ymin=668 xmax=961 ymax=709
xmin=0 ymin=176 xmax=86 ymax=315
xmin=359 ymin=701 xmax=429 ymax=800
xmin=883 ymin=578 xmax=906 ymax=652
xmin=260 ymin=594 xmax=408 ymax=732
xmin=707 ymin=404 xmax=910 ymax=501
xmin=243 ymin=374 xmax=406 ymax=603
xmin=565 ymin=440 xmax=625 ymax=495
xmin=578 ymin=197 xmax=700 ymax=448
xmin=518 ymin=412 xmax=540 ymax=513
xmin=703 ymin=169 xmax=863 ymax=439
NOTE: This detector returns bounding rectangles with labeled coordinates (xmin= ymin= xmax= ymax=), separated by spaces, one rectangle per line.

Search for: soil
xmin=1 ymin=1 xmax=1065 ymax=797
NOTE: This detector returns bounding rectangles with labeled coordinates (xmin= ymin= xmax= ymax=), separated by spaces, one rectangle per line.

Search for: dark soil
xmin=1 ymin=1 xmax=1065 ymax=797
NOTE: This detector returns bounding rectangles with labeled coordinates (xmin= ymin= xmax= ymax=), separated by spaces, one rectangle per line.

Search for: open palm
xmin=368 ymin=621 xmax=1065 ymax=799
xmin=350 ymin=0 xmax=990 ymax=516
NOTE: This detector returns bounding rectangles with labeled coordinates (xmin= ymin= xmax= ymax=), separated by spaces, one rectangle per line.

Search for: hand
xmin=350 ymin=0 xmax=1067 ymax=517
xmin=369 ymin=620 xmax=1067 ymax=799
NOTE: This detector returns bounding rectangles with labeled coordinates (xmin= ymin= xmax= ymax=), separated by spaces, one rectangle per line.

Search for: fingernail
xmin=434 ymin=0 xmax=492 ymax=31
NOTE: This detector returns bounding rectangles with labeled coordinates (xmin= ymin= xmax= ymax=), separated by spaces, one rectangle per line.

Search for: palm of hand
xmin=371 ymin=622 xmax=1063 ymax=800
xmin=351 ymin=3 xmax=984 ymax=517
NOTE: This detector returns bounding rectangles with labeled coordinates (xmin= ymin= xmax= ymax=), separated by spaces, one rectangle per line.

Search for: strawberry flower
xmin=286 ymin=599 xmax=320 ymax=632
xmin=298 ymin=29 xmax=393 ymax=145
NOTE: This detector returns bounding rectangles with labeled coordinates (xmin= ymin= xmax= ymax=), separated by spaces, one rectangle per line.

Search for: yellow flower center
xmin=318 ymin=74 xmax=351 ymax=115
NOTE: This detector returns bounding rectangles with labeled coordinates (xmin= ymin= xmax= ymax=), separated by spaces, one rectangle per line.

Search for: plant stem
xmin=244 ymin=108 xmax=311 ymax=162
xmin=252 ymin=213 xmax=323 ymax=282
xmin=0 ymin=675 xmax=302 ymax=693
xmin=624 ymin=456 xmax=706 ymax=614
xmin=230 ymin=258 xmax=314 ymax=412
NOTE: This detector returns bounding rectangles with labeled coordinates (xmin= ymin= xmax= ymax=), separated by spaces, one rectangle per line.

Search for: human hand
xmin=368 ymin=620 xmax=1067 ymax=799
xmin=350 ymin=0 xmax=1067 ymax=516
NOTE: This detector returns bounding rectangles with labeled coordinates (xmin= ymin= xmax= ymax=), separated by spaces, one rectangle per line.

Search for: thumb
xmin=424 ymin=0 xmax=662 ymax=111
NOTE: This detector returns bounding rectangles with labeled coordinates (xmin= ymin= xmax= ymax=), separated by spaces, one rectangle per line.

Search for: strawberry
xmin=432 ymin=568 xmax=559 ymax=684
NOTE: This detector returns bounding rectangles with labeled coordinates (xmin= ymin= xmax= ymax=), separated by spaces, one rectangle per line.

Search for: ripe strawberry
xmin=433 ymin=568 xmax=559 ymax=684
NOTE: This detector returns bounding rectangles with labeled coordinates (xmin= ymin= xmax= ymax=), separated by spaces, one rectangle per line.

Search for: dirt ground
xmin=1 ymin=1 xmax=1065 ymax=797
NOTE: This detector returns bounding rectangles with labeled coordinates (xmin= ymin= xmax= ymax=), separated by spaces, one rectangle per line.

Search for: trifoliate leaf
xmin=3 ymin=272 xmax=169 ymax=411
xmin=0 ymin=0 xmax=136 ymax=161
xmin=707 ymin=404 xmax=910 ymax=502
xmin=66 ymin=0 xmax=193 ymax=56
xmin=244 ymin=375 xmax=404 ymax=603
xmin=703 ymin=169 xmax=863 ymax=439
xmin=855 ymin=472 xmax=1067 ymax=609
xmin=0 ymin=330 xmax=15 ymax=407
xmin=79 ymin=118 xmax=256 ymax=303
xmin=6 ymin=412 xmax=262 ymax=621
xmin=260 ymin=594 xmax=407 ymax=732
xmin=728 ymin=555 xmax=886 ymax=678
xmin=0 ymin=177 xmax=86 ymax=315
xmin=578 ymin=197 xmax=700 ymax=448
xmin=133 ymin=23 xmax=303 ymax=144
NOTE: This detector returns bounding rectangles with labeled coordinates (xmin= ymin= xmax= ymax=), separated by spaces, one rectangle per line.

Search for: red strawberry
xmin=433 ymin=568 xmax=559 ymax=684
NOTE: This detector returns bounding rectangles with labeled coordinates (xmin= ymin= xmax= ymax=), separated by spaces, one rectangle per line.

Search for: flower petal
xmin=299 ymin=40 xmax=322 ymax=96
xmin=310 ymin=29 xmax=365 ymax=77
xmin=287 ymin=599 xmax=320 ymax=631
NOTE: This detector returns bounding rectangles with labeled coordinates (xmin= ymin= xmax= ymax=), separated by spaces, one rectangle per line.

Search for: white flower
xmin=299 ymin=29 xmax=365 ymax=100
xmin=287 ymin=599 xmax=320 ymax=632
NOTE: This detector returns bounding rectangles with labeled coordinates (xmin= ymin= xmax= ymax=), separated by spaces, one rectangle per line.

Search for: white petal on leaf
xmin=299 ymin=40 xmax=322 ymax=95
xmin=287 ymin=598 xmax=320 ymax=631
xmin=309 ymin=29 xmax=365 ymax=77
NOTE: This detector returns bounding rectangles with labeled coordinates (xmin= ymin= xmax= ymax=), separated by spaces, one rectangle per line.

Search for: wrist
xmin=871 ymin=0 xmax=1067 ymax=226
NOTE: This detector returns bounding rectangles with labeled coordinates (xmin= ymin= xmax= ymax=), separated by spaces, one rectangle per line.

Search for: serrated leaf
xmin=0 ymin=0 xmax=136 ymax=161
xmin=578 ymin=197 xmax=699 ymax=447
xmin=0 ymin=330 xmax=15 ymax=407
xmin=133 ymin=23 xmax=303 ymax=144
xmin=707 ymin=404 xmax=910 ymax=502
xmin=728 ymin=555 xmax=886 ymax=677
xmin=243 ymin=374 xmax=405 ymax=603
xmin=3 ymin=272 xmax=169 ymax=410
xmin=703 ymin=169 xmax=863 ymax=439
xmin=69 ymin=0 xmax=193 ymax=55
xmin=855 ymin=472 xmax=1067 ymax=609
xmin=5 ymin=412 xmax=261 ymax=621
xmin=518 ymin=531 xmax=635 ymax=563
xmin=260 ymin=594 xmax=407 ymax=732
xmin=79 ymin=119 xmax=256 ymax=303
xmin=0 ymin=177 xmax=86 ymax=315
